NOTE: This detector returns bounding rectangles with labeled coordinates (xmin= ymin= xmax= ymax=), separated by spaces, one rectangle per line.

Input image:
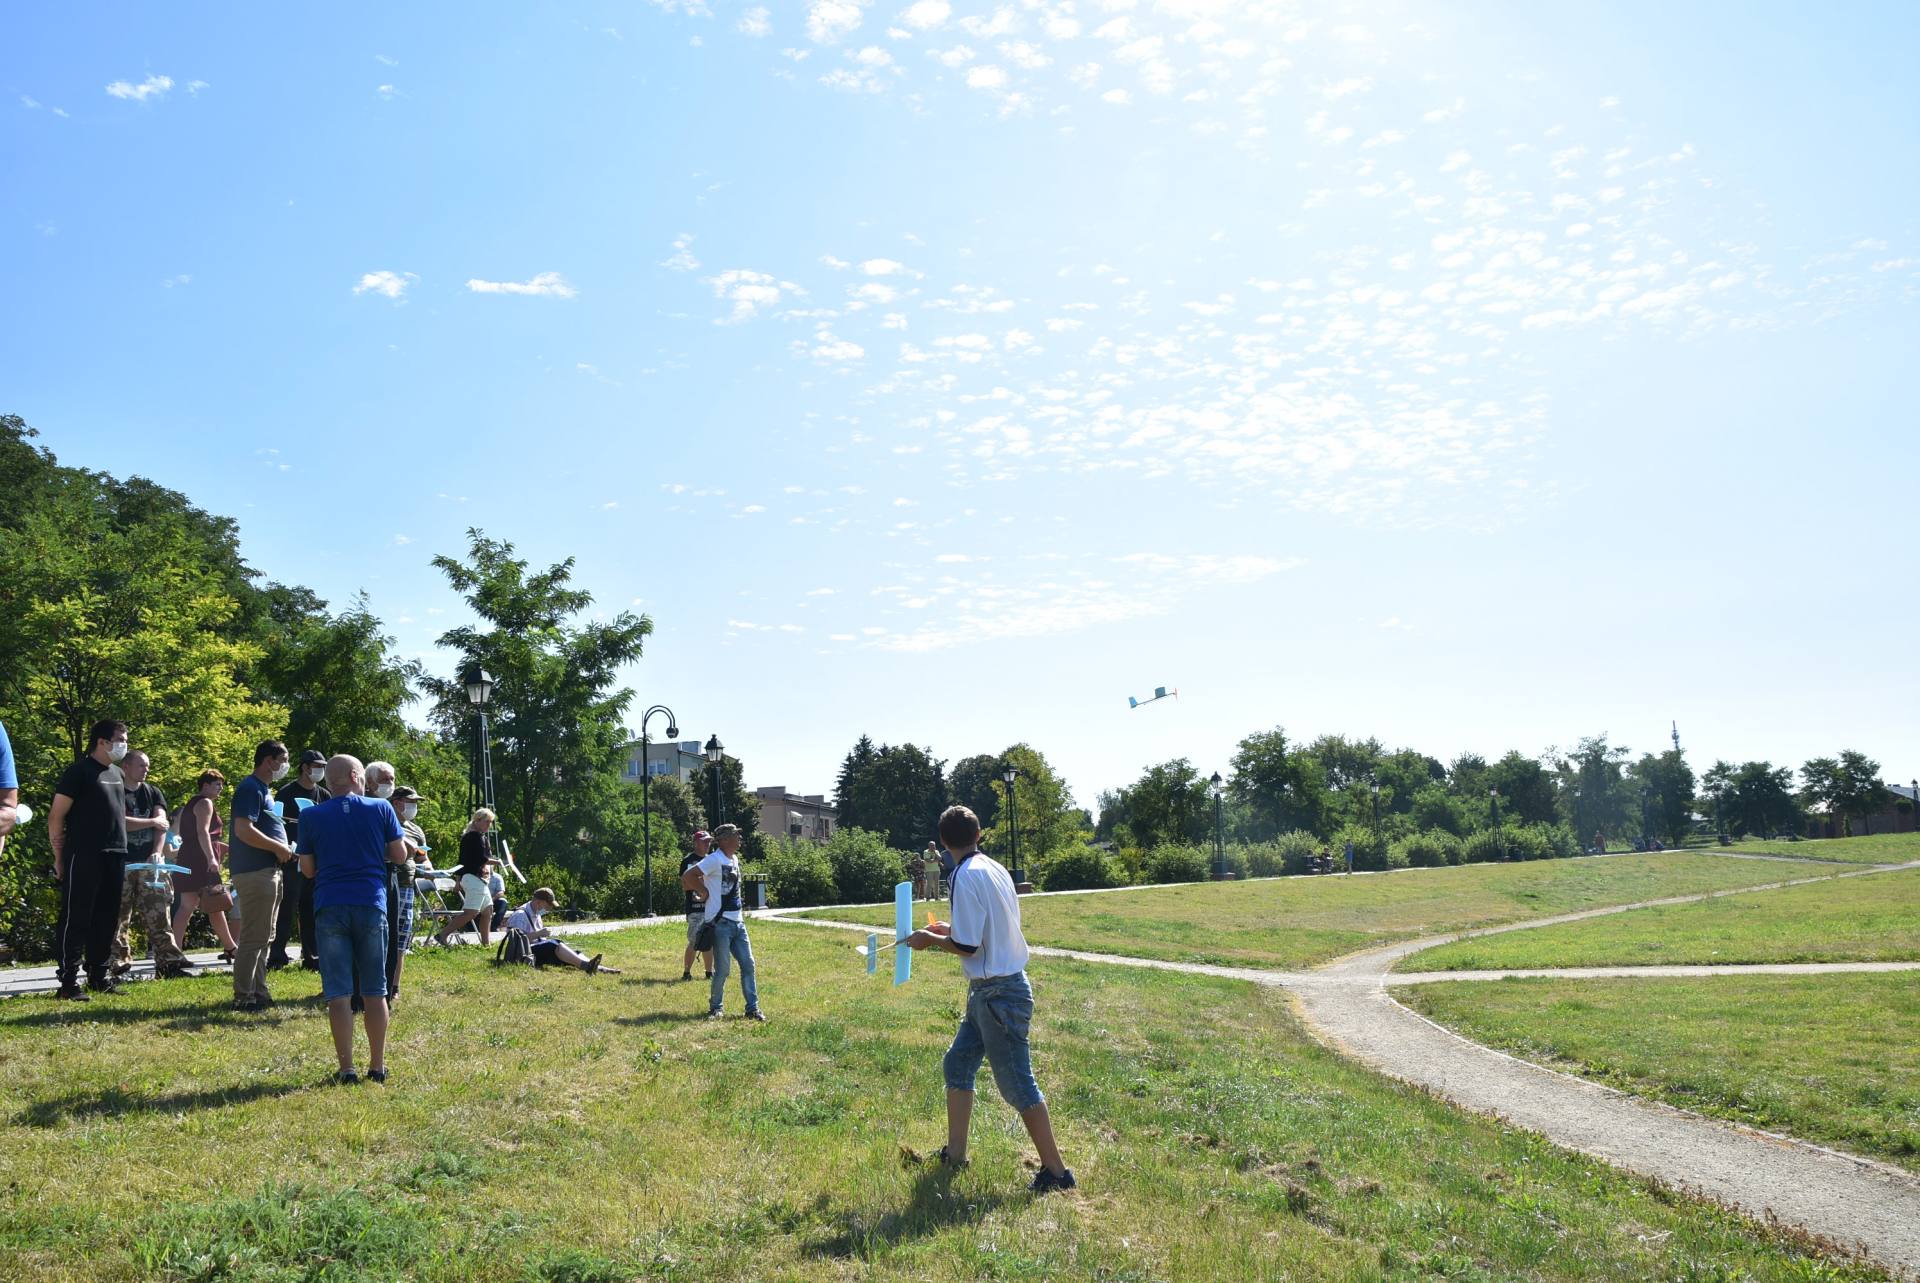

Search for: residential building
xmin=755 ymin=786 xmax=836 ymax=842
xmin=619 ymin=739 xmax=706 ymax=786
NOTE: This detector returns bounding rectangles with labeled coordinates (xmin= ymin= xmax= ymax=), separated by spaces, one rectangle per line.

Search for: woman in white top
xmin=503 ymin=888 xmax=607 ymax=973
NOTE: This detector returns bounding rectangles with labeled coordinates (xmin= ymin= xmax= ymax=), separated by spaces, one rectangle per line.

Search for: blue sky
xmin=6 ymin=1 xmax=1918 ymax=808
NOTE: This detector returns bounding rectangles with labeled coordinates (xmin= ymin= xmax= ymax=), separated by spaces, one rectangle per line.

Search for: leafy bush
xmin=1532 ymin=823 xmax=1580 ymax=859
xmin=1394 ymin=830 xmax=1461 ymax=868
xmin=590 ymin=858 xmax=686 ymax=919
xmin=1332 ymin=823 xmax=1390 ymax=872
xmin=1269 ymin=830 xmax=1323 ymax=876
xmin=1141 ymin=843 xmax=1209 ymax=884
xmin=521 ymin=861 xmax=587 ymax=914
xmin=1040 ymin=844 xmax=1123 ymax=891
xmin=1503 ymin=825 xmax=1554 ymax=861
xmin=824 ymin=827 xmax=907 ymax=904
xmin=1461 ymin=830 xmax=1506 ymax=864
xmin=765 ymin=839 xmax=837 ymax=908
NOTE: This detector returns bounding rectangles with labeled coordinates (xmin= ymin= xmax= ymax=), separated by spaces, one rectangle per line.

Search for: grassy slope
xmin=0 ymin=923 xmax=1887 ymax=1282
xmin=1703 ymin=831 xmax=1920 ymax=866
xmin=799 ymin=853 xmax=1838 ymax=970
xmin=1404 ymin=973 xmax=1920 ymax=1172
xmin=1411 ymin=866 xmax=1920 ymax=970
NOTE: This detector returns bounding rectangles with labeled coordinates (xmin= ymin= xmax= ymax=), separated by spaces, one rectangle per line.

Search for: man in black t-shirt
xmin=47 ymin=718 xmax=132 ymax=999
xmin=271 ymin=748 xmax=331 ymax=970
xmin=678 ymin=829 xmax=714 ymax=981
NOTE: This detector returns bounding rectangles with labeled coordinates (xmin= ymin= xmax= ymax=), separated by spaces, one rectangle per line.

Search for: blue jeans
xmin=943 ymin=972 xmax=1043 ymax=1112
xmin=708 ymin=917 xmax=759 ymax=1014
xmin=316 ymin=903 xmax=387 ymax=1002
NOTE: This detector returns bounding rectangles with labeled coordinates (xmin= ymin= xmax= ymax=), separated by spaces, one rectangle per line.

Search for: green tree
xmin=696 ymin=752 xmax=763 ymax=857
xmin=987 ymin=743 xmax=1078 ymax=870
xmin=1727 ymin=761 xmax=1801 ymax=837
xmin=1485 ymin=751 xmax=1558 ymax=826
xmin=249 ymin=585 xmax=417 ymax=757
xmin=423 ymin=530 xmax=652 ymax=871
xmin=1803 ymin=751 xmax=1888 ymax=837
xmin=1227 ymin=726 xmax=1330 ymax=838
xmin=1631 ymin=750 xmax=1696 ymax=846
xmin=830 ymin=738 xmax=948 ymax=851
xmin=1554 ymin=736 xmax=1634 ymax=846
xmin=1112 ymin=758 xmax=1210 ymax=849
xmin=948 ymin=753 xmax=1003 ymax=829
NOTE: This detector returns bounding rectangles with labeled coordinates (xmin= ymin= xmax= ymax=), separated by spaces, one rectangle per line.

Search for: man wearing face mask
xmin=230 ymin=740 xmax=296 ymax=1011
xmin=271 ymin=749 xmax=330 ymax=971
xmin=47 ymin=719 xmax=133 ymax=1000
xmin=385 ymin=783 xmax=429 ymax=1000
xmin=111 ymin=749 xmax=192 ymax=979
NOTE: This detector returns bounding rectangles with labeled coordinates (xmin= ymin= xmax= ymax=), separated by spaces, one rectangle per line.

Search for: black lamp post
xmin=1488 ymin=786 xmax=1502 ymax=860
xmin=461 ymin=664 xmax=496 ymax=816
xmin=1001 ymin=763 xmax=1024 ymax=889
xmin=1210 ymin=771 xmax=1226 ymax=879
xmin=704 ymin=734 xmax=726 ymax=827
xmin=1369 ymin=779 xmax=1381 ymax=832
xmin=638 ymin=704 xmax=679 ymax=917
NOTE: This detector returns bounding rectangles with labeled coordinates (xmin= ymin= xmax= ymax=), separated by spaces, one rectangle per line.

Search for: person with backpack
xmin=682 ymin=823 xmax=765 ymax=1021
xmin=500 ymin=888 xmax=606 ymax=973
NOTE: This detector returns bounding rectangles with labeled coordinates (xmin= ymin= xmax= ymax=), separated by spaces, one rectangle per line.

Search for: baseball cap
xmin=692 ymin=829 xmax=711 ymax=841
xmin=392 ymin=785 xmax=425 ymax=802
xmin=299 ymin=749 xmax=328 ymax=766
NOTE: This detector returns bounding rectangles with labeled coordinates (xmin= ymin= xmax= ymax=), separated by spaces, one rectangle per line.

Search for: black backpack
xmin=495 ymin=928 xmax=535 ymax=967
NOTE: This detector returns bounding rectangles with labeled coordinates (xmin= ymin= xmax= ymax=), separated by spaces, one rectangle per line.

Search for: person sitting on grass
xmin=435 ymin=808 xmax=497 ymax=946
xmin=298 ymin=754 xmax=408 ymax=1085
xmin=502 ymin=888 xmax=613 ymax=974
xmin=902 ymin=804 xmax=1075 ymax=1195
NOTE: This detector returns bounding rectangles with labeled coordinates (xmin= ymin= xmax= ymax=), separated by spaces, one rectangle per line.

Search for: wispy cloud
xmin=661 ymin=233 xmax=700 ymax=272
xmin=106 ymin=74 xmax=172 ymax=102
xmin=352 ymin=270 xmax=416 ymax=299
xmin=466 ymin=272 xmax=578 ymax=297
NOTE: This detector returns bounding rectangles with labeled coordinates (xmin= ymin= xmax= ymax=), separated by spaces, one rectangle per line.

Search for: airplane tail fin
xmin=1128 ymin=696 xmax=1139 ymax=709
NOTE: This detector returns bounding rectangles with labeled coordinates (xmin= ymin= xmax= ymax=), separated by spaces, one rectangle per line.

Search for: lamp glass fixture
xmin=705 ymin=735 xmax=724 ymax=763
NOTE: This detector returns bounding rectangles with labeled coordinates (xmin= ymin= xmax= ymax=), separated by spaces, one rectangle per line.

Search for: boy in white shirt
xmin=904 ymin=805 xmax=1074 ymax=1194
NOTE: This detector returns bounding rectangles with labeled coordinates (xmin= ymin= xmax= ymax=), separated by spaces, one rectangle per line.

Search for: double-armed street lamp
xmin=1210 ymin=771 xmax=1227 ymax=879
xmin=638 ymin=704 xmax=679 ymax=918
xmin=461 ymin=664 xmax=497 ymax=816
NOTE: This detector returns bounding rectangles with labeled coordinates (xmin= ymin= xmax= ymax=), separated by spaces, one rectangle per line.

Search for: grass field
xmin=1410 ymin=866 xmax=1920 ymax=970
xmin=1703 ymin=831 xmax=1920 ymax=866
xmin=0 ymin=921 xmax=1890 ymax=1282
xmin=1404 ymin=973 xmax=1920 ymax=1173
xmin=799 ymin=853 xmax=1839 ymax=970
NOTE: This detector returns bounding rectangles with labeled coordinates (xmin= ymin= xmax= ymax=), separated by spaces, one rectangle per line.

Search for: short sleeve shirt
xmin=0 ymin=719 xmax=16 ymax=791
xmin=503 ymin=902 xmax=545 ymax=934
xmin=124 ymin=782 xmax=167 ymax=859
xmin=297 ymin=794 xmax=402 ymax=912
xmin=948 ymin=851 xmax=1029 ymax=981
xmin=695 ymin=852 xmax=742 ymax=923
xmin=54 ymin=756 xmax=128 ymax=857
xmin=681 ymin=852 xmax=704 ymax=913
xmin=229 ymin=773 xmax=288 ymax=874
xmin=276 ymin=779 xmax=329 ymax=844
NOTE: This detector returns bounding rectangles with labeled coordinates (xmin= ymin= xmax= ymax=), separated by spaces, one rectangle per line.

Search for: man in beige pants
xmin=229 ymin=740 xmax=296 ymax=1011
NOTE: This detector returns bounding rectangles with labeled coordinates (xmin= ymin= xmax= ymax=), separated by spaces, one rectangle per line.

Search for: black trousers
xmin=270 ymin=865 xmax=319 ymax=965
xmin=55 ymin=851 xmax=127 ymax=985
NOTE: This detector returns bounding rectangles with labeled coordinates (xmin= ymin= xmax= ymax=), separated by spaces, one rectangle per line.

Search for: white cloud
xmin=352 ymin=270 xmax=416 ymax=299
xmin=812 ymin=333 xmax=866 ymax=362
xmin=105 ymin=74 xmax=172 ymax=102
xmin=708 ymin=268 xmax=800 ymax=321
xmin=808 ymin=0 xmax=865 ymax=43
xmin=965 ymin=65 xmax=1008 ymax=90
xmin=186 ymin=80 xmax=209 ymax=96
xmin=738 ymin=6 xmax=772 ymax=36
xmin=900 ymin=0 xmax=950 ymax=28
xmin=466 ymin=272 xmax=578 ymax=297
xmin=1423 ymin=98 xmax=1465 ymax=123
xmin=661 ymin=233 xmax=700 ymax=272
xmin=861 ymin=257 xmax=908 ymax=275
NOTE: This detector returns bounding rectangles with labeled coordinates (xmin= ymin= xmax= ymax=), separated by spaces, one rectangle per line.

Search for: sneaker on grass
xmin=1030 ymin=1167 xmax=1077 ymax=1195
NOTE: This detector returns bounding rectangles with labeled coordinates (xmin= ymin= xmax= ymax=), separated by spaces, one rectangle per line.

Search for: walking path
xmin=777 ymin=861 xmax=1920 ymax=1280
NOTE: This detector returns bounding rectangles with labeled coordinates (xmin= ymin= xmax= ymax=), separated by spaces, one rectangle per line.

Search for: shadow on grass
xmin=804 ymin=1167 xmax=1012 ymax=1259
xmin=15 ymin=1078 xmax=311 ymax=1128
xmin=620 ymin=976 xmax=692 ymax=987
xmin=0 ymin=997 xmax=282 ymax=1032
xmin=610 ymin=1010 xmax=706 ymax=1028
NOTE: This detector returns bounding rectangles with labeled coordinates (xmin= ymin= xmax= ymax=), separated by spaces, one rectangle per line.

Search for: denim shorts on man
xmin=942 ymin=971 xmax=1043 ymax=1112
xmin=316 ymin=903 xmax=388 ymax=1001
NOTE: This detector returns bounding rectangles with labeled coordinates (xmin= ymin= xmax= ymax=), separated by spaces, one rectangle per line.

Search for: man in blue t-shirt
xmin=297 ymin=754 xmax=406 ymax=1084
xmin=0 ymin=718 xmax=19 ymax=861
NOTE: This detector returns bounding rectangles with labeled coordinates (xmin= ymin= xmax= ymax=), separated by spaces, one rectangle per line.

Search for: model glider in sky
xmin=1128 ymin=686 xmax=1178 ymax=709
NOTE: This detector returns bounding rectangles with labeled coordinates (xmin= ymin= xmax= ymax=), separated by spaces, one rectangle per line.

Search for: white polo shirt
xmin=948 ymin=851 xmax=1029 ymax=981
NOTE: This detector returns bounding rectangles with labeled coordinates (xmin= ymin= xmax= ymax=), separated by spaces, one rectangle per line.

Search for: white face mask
xmin=308 ymin=766 xmax=326 ymax=783
xmin=107 ymin=741 xmax=129 ymax=762
xmin=373 ymin=782 xmax=394 ymax=799
xmin=271 ymin=761 xmax=290 ymax=781
xmin=402 ymin=803 xmax=419 ymax=821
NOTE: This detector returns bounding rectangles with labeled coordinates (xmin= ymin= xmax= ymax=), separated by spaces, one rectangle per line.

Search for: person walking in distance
xmin=47 ymin=720 xmax=134 ymax=1000
xmin=271 ymin=748 xmax=329 ymax=971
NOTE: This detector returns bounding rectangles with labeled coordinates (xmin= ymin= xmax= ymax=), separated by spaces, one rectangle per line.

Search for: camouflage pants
xmin=114 ymin=865 xmax=188 ymax=969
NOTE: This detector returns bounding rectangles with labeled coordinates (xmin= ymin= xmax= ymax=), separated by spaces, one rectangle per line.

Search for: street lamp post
xmin=1488 ymin=786 xmax=1502 ymax=861
xmin=704 ymin=734 xmax=726 ymax=827
xmin=1001 ymin=763 xmax=1024 ymax=890
xmin=461 ymin=664 xmax=496 ymax=817
xmin=1369 ymin=779 xmax=1381 ymax=832
xmin=1209 ymin=771 xmax=1226 ymax=879
xmin=1640 ymin=785 xmax=1653 ymax=851
xmin=638 ymin=704 xmax=679 ymax=918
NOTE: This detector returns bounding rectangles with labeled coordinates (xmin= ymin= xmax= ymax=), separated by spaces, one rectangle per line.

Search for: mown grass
xmin=0 ymin=921 xmax=1889 ymax=1281
xmin=1410 ymin=867 xmax=1920 ymax=970
xmin=1404 ymin=973 xmax=1920 ymax=1172
xmin=1704 ymin=831 xmax=1920 ymax=866
xmin=799 ymin=852 xmax=1840 ymax=970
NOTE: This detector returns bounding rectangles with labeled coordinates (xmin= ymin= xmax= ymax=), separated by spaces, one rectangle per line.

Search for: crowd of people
xmin=0 ymin=719 xmax=1075 ymax=1193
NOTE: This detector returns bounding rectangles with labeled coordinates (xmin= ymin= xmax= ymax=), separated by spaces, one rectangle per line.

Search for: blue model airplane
xmin=1128 ymin=686 xmax=1178 ymax=709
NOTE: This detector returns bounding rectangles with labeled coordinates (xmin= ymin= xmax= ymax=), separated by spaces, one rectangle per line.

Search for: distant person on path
xmin=272 ymin=749 xmax=330 ymax=970
xmin=229 ymin=740 xmax=296 ymax=1011
xmin=0 ymin=717 xmax=19 ymax=860
xmin=47 ymin=719 xmax=133 ymax=1000
xmin=1591 ymin=830 xmax=1605 ymax=855
xmin=111 ymin=750 xmax=190 ymax=979
xmin=679 ymin=829 xmax=714 ymax=981
xmin=170 ymin=770 xmax=238 ymax=963
xmin=435 ymin=808 xmax=498 ymax=946
xmin=299 ymin=754 xmax=406 ymax=1084
xmin=919 ymin=841 xmax=942 ymax=901
xmin=902 ymin=804 xmax=1074 ymax=1194
xmin=504 ymin=889 xmax=605 ymax=973
xmin=684 ymin=823 xmax=764 ymax=1020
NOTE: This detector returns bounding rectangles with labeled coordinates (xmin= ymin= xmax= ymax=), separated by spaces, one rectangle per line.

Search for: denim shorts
xmin=943 ymin=972 xmax=1043 ymax=1112
xmin=316 ymin=903 xmax=388 ymax=1001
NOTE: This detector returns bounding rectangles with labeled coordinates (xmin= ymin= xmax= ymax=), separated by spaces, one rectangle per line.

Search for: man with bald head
xmin=297 ymin=754 xmax=407 ymax=1084
xmin=111 ymin=750 xmax=191 ymax=979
